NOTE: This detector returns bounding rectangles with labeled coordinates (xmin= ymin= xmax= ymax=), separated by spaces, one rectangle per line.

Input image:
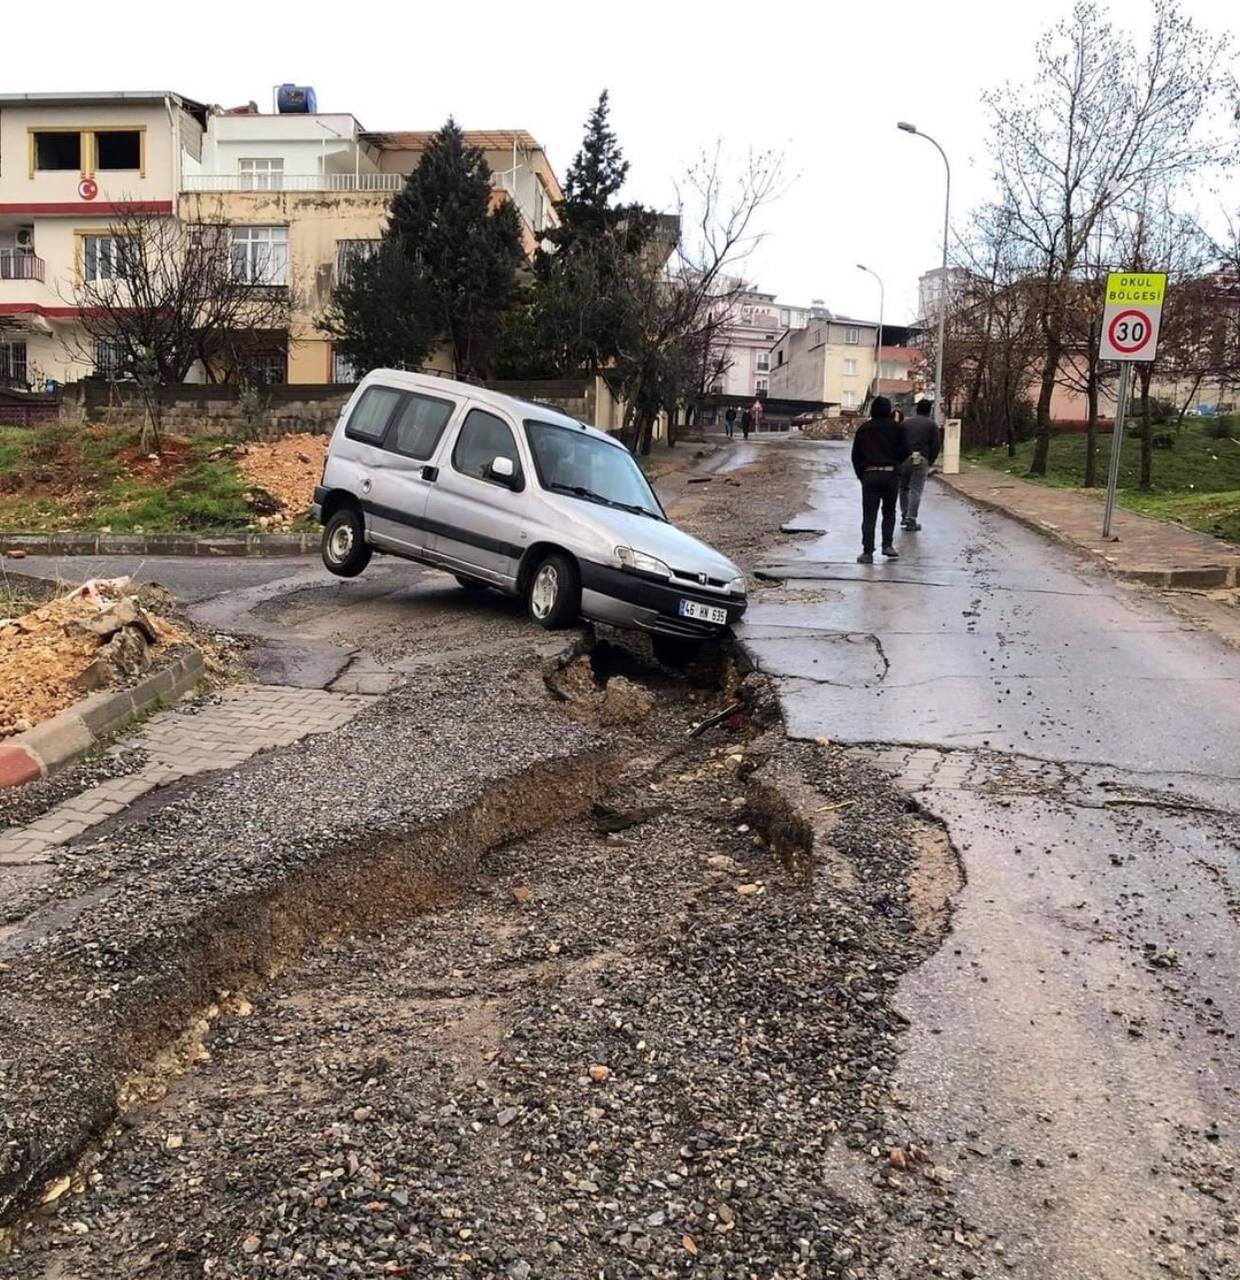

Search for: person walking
xmin=724 ymin=406 xmax=737 ymax=439
xmin=898 ymin=398 xmax=940 ymax=531
xmin=751 ymin=397 xmax=765 ymax=435
xmin=851 ymin=395 xmax=909 ymax=563
xmin=741 ymin=406 xmax=753 ymax=440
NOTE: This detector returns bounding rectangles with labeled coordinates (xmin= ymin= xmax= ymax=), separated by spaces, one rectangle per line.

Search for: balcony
xmin=0 ymin=251 xmax=46 ymax=283
xmin=183 ymin=173 xmax=402 ymax=193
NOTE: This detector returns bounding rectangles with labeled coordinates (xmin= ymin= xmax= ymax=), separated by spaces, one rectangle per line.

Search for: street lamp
xmin=898 ymin=121 xmax=951 ymax=425
xmin=856 ymin=264 xmax=884 ymax=403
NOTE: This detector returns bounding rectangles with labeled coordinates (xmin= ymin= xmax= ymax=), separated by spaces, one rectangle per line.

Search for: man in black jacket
xmin=850 ymin=396 xmax=910 ymax=563
xmin=899 ymin=398 xmax=940 ymax=531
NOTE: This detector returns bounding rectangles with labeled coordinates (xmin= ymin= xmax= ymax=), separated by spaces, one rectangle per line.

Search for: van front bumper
xmin=578 ymin=561 xmax=747 ymax=637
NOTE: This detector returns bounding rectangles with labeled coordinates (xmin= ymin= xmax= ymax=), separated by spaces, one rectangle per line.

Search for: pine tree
xmin=558 ymin=91 xmax=629 ymax=237
xmin=388 ymin=118 xmax=525 ymax=378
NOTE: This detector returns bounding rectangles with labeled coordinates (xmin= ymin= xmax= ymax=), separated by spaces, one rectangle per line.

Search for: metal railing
xmin=0 ymin=251 xmax=45 ymax=282
xmin=183 ymin=172 xmax=402 ymax=193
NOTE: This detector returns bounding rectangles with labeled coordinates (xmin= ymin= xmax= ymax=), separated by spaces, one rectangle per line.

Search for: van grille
xmin=671 ymin=567 xmax=728 ymax=590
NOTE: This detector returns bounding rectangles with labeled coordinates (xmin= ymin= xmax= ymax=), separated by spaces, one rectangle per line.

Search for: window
xmin=756 ymin=378 xmax=768 ymax=393
xmin=94 ymin=339 xmax=127 ymax=379
xmin=525 ymin=420 xmax=662 ymax=518
xmin=756 ymin=354 xmax=770 ymax=372
xmin=345 ymin=385 xmax=402 ymax=443
xmin=335 ymin=238 xmax=380 ymax=283
xmin=779 ymin=309 xmax=790 ymax=327
xmin=81 ymin=235 xmax=136 ymax=284
xmin=777 ymin=350 xmax=785 ymax=367
xmin=841 ymin=390 xmax=857 ymax=408
xmin=231 ymin=226 xmax=288 ymax=285
xmin=533 ymin=182 xmax=547 ymax=231
xmin=843 ymin=358 xmax=857 ymax=376
xmin=453 ymin=408 xmax=521 ymax=485
xmin=0 ymin=340 xmax=28 ymax=387
xmin=239 ymin=350 xmax=286 ymax=385
xmin=845 ymin=327 xmax=860 ymax=344
xmin=332 ymin=351 xmax=361 ymax=385
xmin=387 ymin=393 xmax=455 ymax=461
xmin=95 ymin=130 xmax=141 ymax=171
xmin=34 ymin=131 xmax=81 ymax=171
xmin=239 ymin=158 xmax=284 ymax=191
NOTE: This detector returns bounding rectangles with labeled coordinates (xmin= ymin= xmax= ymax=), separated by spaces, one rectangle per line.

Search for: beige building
xmin=1 ymin=89 xmax=562 ymax=389
xmin=0 ymin=90 xmax=208 ymax=388
xmin=770 ymin=315 xmax=879 ymax=413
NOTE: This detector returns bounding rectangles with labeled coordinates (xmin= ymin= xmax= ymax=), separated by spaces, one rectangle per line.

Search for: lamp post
xmin=898 ymin=122 xmax=950 ymax=425
xmin=856 ymin=263 xmax=884 ymax=404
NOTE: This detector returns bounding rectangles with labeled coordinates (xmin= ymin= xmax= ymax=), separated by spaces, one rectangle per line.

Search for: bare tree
xmin=983 ymin=0 xmax=1234 ymax=475
xmin=611 ymin=148 xmax=785 ymax=454
xmin=63 ymin=204 xmax=290 ymax=451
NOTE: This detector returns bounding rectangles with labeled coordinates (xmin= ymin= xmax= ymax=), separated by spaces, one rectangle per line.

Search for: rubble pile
xmin=798 ymin=416 xmax=856 ymax=441
xmin=0 ymin=577 xmax=186 ymax=737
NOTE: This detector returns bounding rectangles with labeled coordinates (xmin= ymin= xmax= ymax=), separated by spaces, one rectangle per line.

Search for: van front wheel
xmin=321 ymin=508 xmax=371 ymax=578
xmin=527 ymin=552 xmax=580 ymax=630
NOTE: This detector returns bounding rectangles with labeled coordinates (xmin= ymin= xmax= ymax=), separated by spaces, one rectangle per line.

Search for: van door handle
xmin=421 ymin=466 xmax=439 ymax=482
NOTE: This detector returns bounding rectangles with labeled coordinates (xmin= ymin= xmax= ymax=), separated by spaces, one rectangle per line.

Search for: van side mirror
xmin=488 ymin=455 xmax=520 ymax=488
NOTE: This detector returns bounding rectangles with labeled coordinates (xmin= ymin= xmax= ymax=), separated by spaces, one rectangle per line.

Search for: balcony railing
xmin=183 ymin=172 xmax=402 ymax=193
xmin=0 ymin=251 xmax=45 ymax=282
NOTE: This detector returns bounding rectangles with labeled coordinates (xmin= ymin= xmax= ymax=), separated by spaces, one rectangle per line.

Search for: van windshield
xmin=524 ymin=421 xmax=665 ymax=520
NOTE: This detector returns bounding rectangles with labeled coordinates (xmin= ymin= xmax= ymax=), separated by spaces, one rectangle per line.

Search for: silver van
xmin=313 ymin=370 xmax=747 ymax=661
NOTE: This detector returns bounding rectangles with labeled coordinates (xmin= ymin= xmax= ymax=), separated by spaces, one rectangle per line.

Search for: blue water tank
xmin=276 ymin=84 xmax=317 ymax=114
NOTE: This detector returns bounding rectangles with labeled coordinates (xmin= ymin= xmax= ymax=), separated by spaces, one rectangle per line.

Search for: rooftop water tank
xmin=276 ymin=84 xmax=317 ymax=114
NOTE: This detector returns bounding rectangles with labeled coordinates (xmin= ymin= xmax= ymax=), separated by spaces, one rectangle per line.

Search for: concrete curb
xmin=936 ymin=474 xmax=1238 ymax=590
xmin=0 ymin=649 xmax=205 ymax=789
xmin=2 ymin=531 xmax=315 ymax=557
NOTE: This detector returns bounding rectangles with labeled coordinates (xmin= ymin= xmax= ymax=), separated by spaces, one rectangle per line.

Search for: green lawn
xmin=967 ymin=418 xmax=1240 ymax=543
xmin=0 ymin=424 xmax=254 ymax=533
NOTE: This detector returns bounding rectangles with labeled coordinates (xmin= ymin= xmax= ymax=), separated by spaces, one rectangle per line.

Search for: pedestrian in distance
xmin=899 ymin=397 xmax=940 ymax=531
xmin=851 ymin=395 xmax=910 ymax=563
xmin=724 ymin=406 xmax=737 ymax=439
xmin=892 ymin=407 xmax=905 ymax=425
xmin=741 ymin=406 xmax=753 ymax=440
xmin=751 ymin=397 xmax=765 ymax=434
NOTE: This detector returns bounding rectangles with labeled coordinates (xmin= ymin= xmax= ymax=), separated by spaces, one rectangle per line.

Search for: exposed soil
xmin=236 ymin=434 xmax=329 ymax=518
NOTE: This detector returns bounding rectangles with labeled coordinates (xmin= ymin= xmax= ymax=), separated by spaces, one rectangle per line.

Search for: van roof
xmin=359 ymin=369 xmax=620 ymax=447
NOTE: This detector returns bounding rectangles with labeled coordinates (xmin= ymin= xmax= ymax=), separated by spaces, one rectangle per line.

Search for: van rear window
xmin=387 ymin=393 xmax=455 ymax=460
xmin=345 ymin=386 xmax=401 ymax=443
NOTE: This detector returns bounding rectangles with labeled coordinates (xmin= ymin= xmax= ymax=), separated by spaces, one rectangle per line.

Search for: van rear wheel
xmin=321 ymin=508 xmax=371 ymax=578
xmin=527 ymin=552 xmax=580 ymax=630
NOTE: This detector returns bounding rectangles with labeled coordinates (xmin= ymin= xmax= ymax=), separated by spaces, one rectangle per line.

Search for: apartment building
xmin=0 ymin=90 xmax=208 ymax=389
xmin=1 ymin=88 xmax=563 ymax=388
xmin=707 ymin=284 xmax=820 ymax=399
xmin=769 ymin=315 xmax=878 ymax=412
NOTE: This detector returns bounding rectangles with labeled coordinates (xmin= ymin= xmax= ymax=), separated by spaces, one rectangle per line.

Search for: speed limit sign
xmin=1100 ymin=272 xmax=1166 ymax=362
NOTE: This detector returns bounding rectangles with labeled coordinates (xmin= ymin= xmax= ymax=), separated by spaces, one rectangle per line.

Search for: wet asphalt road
xmin=741 ymin=439 xmax=1240 ymax=1278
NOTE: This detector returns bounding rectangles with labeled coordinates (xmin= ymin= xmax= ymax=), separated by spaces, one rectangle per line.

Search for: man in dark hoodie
xmin=850 ymin=395 xmax=910 ymax=563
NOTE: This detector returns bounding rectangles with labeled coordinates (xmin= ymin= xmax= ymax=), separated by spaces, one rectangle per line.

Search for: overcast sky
xmin=31 ymin=0 xmax=1239 ymax=323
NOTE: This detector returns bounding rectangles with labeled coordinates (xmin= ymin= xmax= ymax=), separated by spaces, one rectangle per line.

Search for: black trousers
xmin=861 ymin=470 xmax=898 ymax=552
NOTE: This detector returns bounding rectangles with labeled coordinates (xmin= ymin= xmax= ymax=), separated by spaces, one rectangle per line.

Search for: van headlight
xmin=727 ymin=575 xmax=747 ymax=595
xmin=615 ymin=546 xmax=672 ymax=579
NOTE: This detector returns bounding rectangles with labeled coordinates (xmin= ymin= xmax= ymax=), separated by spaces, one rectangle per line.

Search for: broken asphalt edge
xmin=3 ymin=531 xmax=316 ymax=558
xmin=935 ymin=473 xmax=1238 ymax=589
xmin=0 ymin=740 xmax=619 ymax=1237
xmin=0 ymin=649 xmax=204 ymax=790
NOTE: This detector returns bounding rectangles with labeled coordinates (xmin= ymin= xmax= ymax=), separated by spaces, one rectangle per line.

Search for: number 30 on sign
xmin=1099 ymin=272 xmax=1166 ymax=362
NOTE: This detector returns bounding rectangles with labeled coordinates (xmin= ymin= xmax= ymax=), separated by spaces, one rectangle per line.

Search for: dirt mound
xmin=799 ymin=417 xmax=855 ymax=441
xmin=0 ymin=578 xmax=188 ymax=738
xmin=235 ymin=433 xmax=328 ymax=518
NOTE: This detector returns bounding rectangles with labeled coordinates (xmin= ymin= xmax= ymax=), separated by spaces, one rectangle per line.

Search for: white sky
xmin=31 ymin=0 xmax=1239 ymax=324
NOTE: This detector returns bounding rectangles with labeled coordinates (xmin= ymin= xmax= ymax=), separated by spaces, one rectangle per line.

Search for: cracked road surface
xmin=741 ymin=440 xmax=1240 ymax=1279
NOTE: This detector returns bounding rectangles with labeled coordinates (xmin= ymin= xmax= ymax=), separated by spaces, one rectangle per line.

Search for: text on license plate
xmin=678 ymin=599 xmax=728 ymax=625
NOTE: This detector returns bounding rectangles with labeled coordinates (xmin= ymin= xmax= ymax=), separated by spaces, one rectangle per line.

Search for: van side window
xmin=452 ymin=409 xmax=521 ymax=484
xmin=345 ymin=386 xmax=401 ymax=444
xmin=386 ymin=392 xmax=455 ymax=461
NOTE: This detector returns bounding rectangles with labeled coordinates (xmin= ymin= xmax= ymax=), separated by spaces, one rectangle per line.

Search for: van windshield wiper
xmin=547 ymin=482 xmax=663 ymax=520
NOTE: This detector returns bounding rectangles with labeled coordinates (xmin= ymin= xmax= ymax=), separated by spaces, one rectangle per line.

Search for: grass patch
xmin=0 ymin=424 xmax=254 ymax=533
xmin=967 ymin=418 xmax=1240 ymax=543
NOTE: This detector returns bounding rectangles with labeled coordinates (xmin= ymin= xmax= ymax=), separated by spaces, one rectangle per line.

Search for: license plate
xmin=678 ymin=599 xmax=728 ymax=625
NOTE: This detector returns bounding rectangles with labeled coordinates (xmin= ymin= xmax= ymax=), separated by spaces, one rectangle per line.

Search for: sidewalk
xmin=940 ymin=462 xmax=1240 ymax=589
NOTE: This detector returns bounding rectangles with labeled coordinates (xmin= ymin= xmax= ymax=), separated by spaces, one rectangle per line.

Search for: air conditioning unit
xmin=15 ymin=227 xmax=34 ymax=249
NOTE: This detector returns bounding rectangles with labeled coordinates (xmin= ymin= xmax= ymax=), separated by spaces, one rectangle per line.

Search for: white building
xmin=708 ymin=285 xmax=820 ymax=399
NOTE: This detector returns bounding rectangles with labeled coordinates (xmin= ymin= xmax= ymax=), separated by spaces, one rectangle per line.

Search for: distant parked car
xmin=313 ymin=370 xmax=747 ymax=664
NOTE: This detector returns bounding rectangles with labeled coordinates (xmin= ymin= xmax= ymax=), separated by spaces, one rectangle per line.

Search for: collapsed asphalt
xmin=1 ymin=442 xmax=981 ymax=1277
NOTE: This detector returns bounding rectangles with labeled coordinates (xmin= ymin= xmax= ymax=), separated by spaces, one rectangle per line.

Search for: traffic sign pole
xmin=1101 ymin=362 xmax=1131 ymax=539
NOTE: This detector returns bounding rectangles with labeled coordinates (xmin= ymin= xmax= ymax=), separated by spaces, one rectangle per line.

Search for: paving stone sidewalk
xmin=0 ymin=685 xmax=373 ymax=866
xmin=940 ymin=463 xmax=1240 ymax=588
